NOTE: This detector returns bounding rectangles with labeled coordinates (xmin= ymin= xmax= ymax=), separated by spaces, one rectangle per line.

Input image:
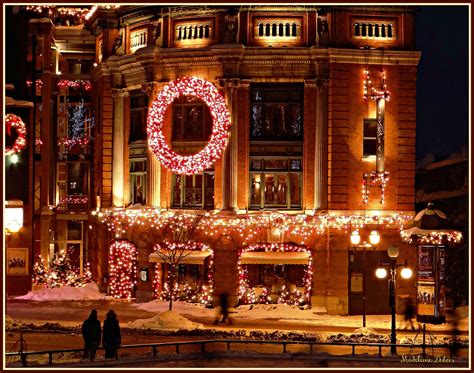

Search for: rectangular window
xmin=250 ymin=84 xmax=303 ymax=141
xmin=172 ymin=96 xmax=212 ymax=142
xmin=249 ymin=158 xmax=302 ymax=209
xmin=172 ymin=171 xmax=214 ymax=209
xmin=363 ymin=118 xmax=377 ymax=157
xmin=130 ymin=158 xmax=147 ymax=205
xmin=129 ymin=94 xmax=148 ymax=143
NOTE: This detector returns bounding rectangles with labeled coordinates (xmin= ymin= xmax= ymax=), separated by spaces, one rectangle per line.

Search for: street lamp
xmin=350 ymin=229 xmax=380 ymax=328
xmin=375 ymin=246 xmax=413 ymax=355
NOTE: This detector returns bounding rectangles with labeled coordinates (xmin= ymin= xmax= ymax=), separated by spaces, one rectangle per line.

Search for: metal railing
xmin=5 ymin=337 xmax=468 ymax=367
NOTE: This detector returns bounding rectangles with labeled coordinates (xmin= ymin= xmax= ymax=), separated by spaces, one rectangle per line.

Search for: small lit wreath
xmin=5 ymin=114 xmax=27 ymax=156
xmin=147 ymin=77 xmax=231 ymax=175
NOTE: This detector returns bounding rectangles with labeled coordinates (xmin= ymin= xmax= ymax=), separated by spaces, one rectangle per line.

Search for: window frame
xmin=363 ymin=118 xmax=378 ymax=158
xmin=249 ymin=156 xmax=303 ymax=210
xmin=172 ymin=170 xmax=215 ymax=210
xmin=130 ymin=157 xmax=147 ymax=205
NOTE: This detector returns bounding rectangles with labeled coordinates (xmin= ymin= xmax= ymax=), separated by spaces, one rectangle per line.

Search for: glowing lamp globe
xmin=375 ymin=267 xmax=388 ymax=279
xmin=369 ymin=230 xmax=380 ymax=245
xmin=350 ymin=231 xmax=361 ymax=246
xmin=400 ymin=267 xmax=413 ymax=279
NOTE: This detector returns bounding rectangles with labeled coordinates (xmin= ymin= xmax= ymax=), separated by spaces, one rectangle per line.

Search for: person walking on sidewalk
xmin=103 ymin=310 xmax=121 ymax=360
xmin=81 ymin=309 xmax=101 ymax=361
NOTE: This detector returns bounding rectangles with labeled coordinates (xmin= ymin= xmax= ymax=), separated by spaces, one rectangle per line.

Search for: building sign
xmin=7 ymin=248 xmax=29 ymax=276
xmin=417 ymin=246 xmax=434 ymax=281
xmin=350 ymin=272 xmax=363 ymax=293
xmin=417 ymin=283 xmax=435 ymax=316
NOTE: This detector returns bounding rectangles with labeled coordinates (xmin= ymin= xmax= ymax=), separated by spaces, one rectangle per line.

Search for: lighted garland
xmin=237 ymin=243 xmax=313 ymax=306
xmin=94 ymin=209 xmax=412 ymax=243
xmin=108 ymin=240 xmax=138 ymax=299
xmin=147 ymin=76 xmax=231 ymax=175
xmin=363 ymin=69 xmax=390 ymax=101
xmin=401 ymin=229 xmax=463 ymax=245
xmin=5 ymin=114 xmax=27 ymax=156
xmin=152 ymin=241 xmax=214 ymax=305
xmin=362 ymin=171 xmax=390 ymax=205
xmin=57 ymin=79 xmax=92 ymax=91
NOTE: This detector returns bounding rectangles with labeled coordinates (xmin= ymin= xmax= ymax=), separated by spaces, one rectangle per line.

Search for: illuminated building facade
xmin=5 ymin=5 xmax=422 ymax=315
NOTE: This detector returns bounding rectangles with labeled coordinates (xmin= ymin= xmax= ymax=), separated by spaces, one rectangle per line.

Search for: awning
xmin=149 ymin=249 xmax=212 ymax=265
xmin=240 ymin=251 xmax=310 ymax=265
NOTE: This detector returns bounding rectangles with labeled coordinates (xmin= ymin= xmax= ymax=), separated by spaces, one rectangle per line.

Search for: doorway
xmin=349 ymin=250 xmax=391 ymax=315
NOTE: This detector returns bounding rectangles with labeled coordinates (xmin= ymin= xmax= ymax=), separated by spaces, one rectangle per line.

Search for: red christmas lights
xmin=237 ymin=243 xmax=313 ymax=306
xmin=5 ymin=114 xmax=27 ymax=156
xmin=147 ymin=76 xmax=231 ymax=175
xmin=152 ymin=241 xmax=214 ymax=304
xmin=57 ymin=79 xmax=92 ymax=91
xmin=108 ymin=240 xmax=138 ymax=299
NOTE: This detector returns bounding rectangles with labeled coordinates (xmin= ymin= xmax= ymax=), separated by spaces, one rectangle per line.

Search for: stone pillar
xmin=147 ymin=148 xmax=161 ymax=207
xmin=315 ymin=78 xmax=329 ymax=210
xmin=145 ymin=82 xmax=162 ymax=208
xmin=219 ymin=79 xmax=239 ymax=212
xmin=112 ymin=89 xmax=128 ymax=207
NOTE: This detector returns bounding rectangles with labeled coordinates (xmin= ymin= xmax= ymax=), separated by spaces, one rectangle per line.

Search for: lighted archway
xmin=108 ymin=240 xmax=138 ymax=299
xmin=150 ymin=241 xmax=214 ymax=305
xmin=237 ymin=242 xmax=313 ymax=305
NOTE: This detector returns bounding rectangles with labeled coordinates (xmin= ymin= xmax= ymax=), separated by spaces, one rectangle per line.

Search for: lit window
xmin=130 ymin=158 xmax=147 ymax=205
xmin=249 ymin=158 xmax=302 ymax=209
xmin=172 ymin=171 xmax=214 ymax=209
xmin=363 ymin=118 xmax=377 ymax=157
xmin=129 ymin=94 xmax=148 ymax=143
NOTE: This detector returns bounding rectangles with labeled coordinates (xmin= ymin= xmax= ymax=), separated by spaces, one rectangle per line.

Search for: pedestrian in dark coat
xmin=214 ymin=292 xmax=233 ymax=325
xmin=82 ymin=309 xmax=101 ymax=361
xmin=103 ymin=310 xmax=121 ymax=359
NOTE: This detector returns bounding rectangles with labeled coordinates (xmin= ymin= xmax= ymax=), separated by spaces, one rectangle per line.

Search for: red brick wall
xmin=328 ymin=63 xmax=416 ymax=212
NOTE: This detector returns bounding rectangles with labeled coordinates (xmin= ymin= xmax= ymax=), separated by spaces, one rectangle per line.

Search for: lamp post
xmin=350 ymin=229 xmax=380 ymax=328
xmin=375 ymin=246 xmax=413 ymax=355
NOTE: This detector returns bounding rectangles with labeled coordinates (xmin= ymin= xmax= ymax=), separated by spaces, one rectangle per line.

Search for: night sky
xmin=415 ymin=6 xmax=469 ymax=160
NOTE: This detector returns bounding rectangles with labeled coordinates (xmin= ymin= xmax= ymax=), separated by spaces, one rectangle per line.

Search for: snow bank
xmin=15 ymin=283 xmax=107 ymax=301
xmin=5 ymin=315 xmax=14 ymax=328
xmin=136 ymin=300 xmax=215 ymax=318
xmin=233 ymin=304 xmax=317 ymax=320
xmin=128 ymin=311 xmax=203 ymax=330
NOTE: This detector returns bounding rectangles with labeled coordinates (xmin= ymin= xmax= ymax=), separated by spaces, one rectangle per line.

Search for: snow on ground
xmin=128 ymin=310 xmax=204 ymax=330
xmin=15 ymin=283 xmax=108 ymax=301
xmin=135 ymin=300 xmax=468 ymax=332
xmin=136 ymin=300 xmax=216 ymax=318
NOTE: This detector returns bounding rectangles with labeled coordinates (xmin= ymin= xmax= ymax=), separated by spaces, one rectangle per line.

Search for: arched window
xmin=188 ymin=26 xmax=193 ymax=39
xmin=368 ymin=24 xmax=373 ymax=37
xmin=177 ymin=27 xmax=182 ymax=40
xmin=199 ymin=25 xmax=204 ymax=38
xmin=272 ymin=23 xmax=277 ymax=36
xmin=381 ymin=24 xmax=386 ymax=38
xmin=361 ymin=23 xmax=366 ymax=37
xmin=279 ymin=23 xmax=284 ymax=37
xmin=292 ymin=23 xmax=297 ymax=37
xmin=286 ymin=23 xmax=290 ymax=36
xmin=259 ymin=23 xmax=264 ymax=37
xmin=265 ymin=23 xmax=270 ymax=37
xmin=194 ymin=25 xmax=198 ymax=39
xmin=387 ymin=24 xmax=393 ymax=38
xmin=375 ymin=24 xmax=380 ymax=37
xmin=204 ymin=25 xmax=210 ymax=38
xmin=182 ymin=26 xmax=187 ymax=40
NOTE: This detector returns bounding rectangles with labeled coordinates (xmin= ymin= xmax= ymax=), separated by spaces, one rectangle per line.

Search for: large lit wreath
xmin=5 ymin=113 xmax=27 ymax=156
xmin=147 ymin=76 xmax=231 ymax=175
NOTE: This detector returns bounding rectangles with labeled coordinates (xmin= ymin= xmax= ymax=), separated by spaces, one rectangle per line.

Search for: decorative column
xmin=315 ymin=78 xmax=329 ymax=210
xmin=219 ymin=79 xmax=239 ymax=212
xmin=145 ymin=82 xmax=162 ymax=208
xmin=112 ymin=89 xmax=128 ymax=207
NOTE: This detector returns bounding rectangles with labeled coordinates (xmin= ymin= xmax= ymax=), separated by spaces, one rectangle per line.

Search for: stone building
xmin=5 ymin=5 xmax=421 ymax=315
